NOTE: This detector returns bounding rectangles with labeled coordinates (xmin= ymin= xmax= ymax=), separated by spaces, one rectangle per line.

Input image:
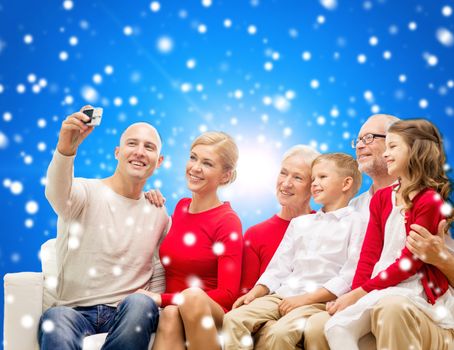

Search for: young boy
xmin=222 ymin=153 xmax=365 ymax=350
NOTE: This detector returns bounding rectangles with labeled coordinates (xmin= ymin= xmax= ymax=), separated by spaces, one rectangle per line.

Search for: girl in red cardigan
xmin=139 ymin=131 xmax=243 ymax=350
xmin=325 ymin=119 xmax=453 ymax=350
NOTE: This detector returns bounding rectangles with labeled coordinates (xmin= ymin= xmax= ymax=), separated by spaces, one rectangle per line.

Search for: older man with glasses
xmin=303 ymin=114 xmax=454 ymax=350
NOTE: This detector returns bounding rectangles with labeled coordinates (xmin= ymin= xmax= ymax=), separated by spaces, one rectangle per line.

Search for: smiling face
xmin=383 ymin=132 xmax=411 ymax=180
xmin=311 ymin=159 xmax=348 ymax=207
xmin=355 ymin=116 xmax=389 ymax=177
xmin=115 ymin=123 xmax=163 ymax=182
xmin=275 ymin=154 xmax=312 ymax=210
xmin=186 ymin=144 xmax=230 ymax=196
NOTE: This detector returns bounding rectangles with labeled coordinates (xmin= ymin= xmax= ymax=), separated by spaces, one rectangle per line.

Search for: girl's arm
xmin=361 ymin=191 xmax=444 ymax=292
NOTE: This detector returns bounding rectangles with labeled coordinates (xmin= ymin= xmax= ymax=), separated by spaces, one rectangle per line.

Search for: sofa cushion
xmin=40 ymin=239 xmax=58 ymax=311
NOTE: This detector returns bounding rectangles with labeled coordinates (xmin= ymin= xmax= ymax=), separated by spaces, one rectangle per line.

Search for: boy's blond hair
xmin=312 ymin=153 xmax=362 ymax=196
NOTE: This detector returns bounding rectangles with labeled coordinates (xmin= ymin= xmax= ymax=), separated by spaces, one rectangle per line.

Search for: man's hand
xmin=144 ymin=189 xmax=166 ymax=207
xmin=57 ymin=105 xmax=95 ymax=156
xmin=407 ymin=221 xmax=449 ymax=265
xmin=134 ymin=289 xmax=162 ymax=306
xmin=278 ymin=294 xmax=310 ymax=316
xmin=232 ymin=284 xmax=269 ymax=309
xmin=326 ymin=287 xmax=366 ymax=315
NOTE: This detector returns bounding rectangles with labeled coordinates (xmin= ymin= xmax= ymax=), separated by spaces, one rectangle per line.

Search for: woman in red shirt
xmin=234 ymin=145 xmax=320 ymax=299
xmin=142 ymin=131 xmax=243 ymax=350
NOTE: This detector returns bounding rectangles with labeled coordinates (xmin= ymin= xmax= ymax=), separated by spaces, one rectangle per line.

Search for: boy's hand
xmin=144 ymin=189 xmax=166 ymax=207
xmin=326 ymin=287 xmax=366 ymax=315
xmin=232 ymin=284 xmax=269 ymax=309
xmin=278 ymin=295 xmax=310 ymax=316
xmin=57 ymin=105 xmax=94 ymax=156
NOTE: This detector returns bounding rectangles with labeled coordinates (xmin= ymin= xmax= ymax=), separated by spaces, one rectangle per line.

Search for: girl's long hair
xmin=388 ymin=119 xmax=452 ymax=230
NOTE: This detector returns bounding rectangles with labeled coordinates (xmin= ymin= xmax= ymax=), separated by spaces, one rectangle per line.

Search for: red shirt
xmin=352 ymin=186 xmax=448 ymax=304
xmin=240 ymin=215 xmax=290 ymax=294
xmin=159 ymin=198 xmax=243 ymax=311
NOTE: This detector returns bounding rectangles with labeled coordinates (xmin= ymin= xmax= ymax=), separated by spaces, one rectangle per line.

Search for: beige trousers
xmin=222 ymin=294 xmax=329 ymax=350
xmin=371 ymin=295 xmax=454 ymax=350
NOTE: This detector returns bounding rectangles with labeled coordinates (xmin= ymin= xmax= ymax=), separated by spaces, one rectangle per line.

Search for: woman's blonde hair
xmin=388 ymin=119 xmax=452 ymax=228
xmin=191 ymin=131 xmax=239 ymax=185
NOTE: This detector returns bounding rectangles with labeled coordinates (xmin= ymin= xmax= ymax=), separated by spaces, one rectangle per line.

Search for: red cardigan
xmin=352 ymin=186 xmax=448 ymax=304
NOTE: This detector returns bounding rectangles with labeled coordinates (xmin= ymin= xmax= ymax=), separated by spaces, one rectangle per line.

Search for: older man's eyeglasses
xmin=351 ymin=133 xmax=386 ymax=149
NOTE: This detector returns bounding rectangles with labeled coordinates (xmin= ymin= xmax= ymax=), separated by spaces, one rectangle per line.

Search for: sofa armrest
xmin=4 ymin=272 xmax=43 ymax=350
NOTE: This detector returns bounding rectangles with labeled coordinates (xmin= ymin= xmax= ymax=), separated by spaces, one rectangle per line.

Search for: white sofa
xmin=4 ymin=239 xmax=379 ymax=350
xmin=3 ymin=239 xmax=163 ymax=350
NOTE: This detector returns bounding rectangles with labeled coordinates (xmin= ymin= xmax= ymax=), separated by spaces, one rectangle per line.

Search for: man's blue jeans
xmin=38 ymin=293 xmax=159 ymax=350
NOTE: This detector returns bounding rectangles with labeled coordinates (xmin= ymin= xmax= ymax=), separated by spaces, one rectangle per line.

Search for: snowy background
xmin=1 ymin=0 xmax=453 ymax=343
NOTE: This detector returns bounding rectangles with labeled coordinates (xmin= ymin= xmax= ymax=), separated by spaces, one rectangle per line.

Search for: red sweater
xmin=352 ymin=186 xmax=448 ymax=304
xmin=159 ymin=198 xmax=243 ymax=311
xmin=240 ymin=215 xmax=290 ymax=294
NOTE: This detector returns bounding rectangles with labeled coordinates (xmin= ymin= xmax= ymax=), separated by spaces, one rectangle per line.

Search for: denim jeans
xmin=38 ymin=293 xmax=159 ymax=350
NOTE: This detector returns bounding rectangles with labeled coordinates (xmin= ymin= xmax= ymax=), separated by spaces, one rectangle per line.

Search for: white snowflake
xmin=319 ymin=0 xmax=337 ymax=10
xmin=201 ymin=316 xmax=214 ymax=329
xmin=150 ymin=1 xmax=161 ymax=12
xmin=302 ymin=51 xmax=312 ymax=61
xmin=399 ymin=258 xmax=412 ymax=271
xmin=198 ymin=24 xmax=207 ymax=34
xmin=419 ymin=99 xmax=429 ymax=109
xmin=172 ymin=293 xmax=185 ymax=305
xmin=183 ymin=233 xmax=196 ymax=246
xmin=156 ymin=36 xmax=174 ymax=54
xmin=41 ymin=320 xmax=55 ymax=333
xmin=25 ymin=201 xmax=39 ymax=214
xmin=240 ymin=335 xmax=253 ymax=347
xmin=23 ymin=34 xmax=33 ymax=44
xmin=3 ymin=111 xmax=12 ymax=121
xmin=441 ymin=202 xmax=452 ymax=216
xmin=213 ymin=242 xmax=225 ymax=255
xmin=186 ymin=59 xmax=196 ymax=69
xmin=162 ymin=256 xmax=171 ymax=265
xmin=357 ymin=54 xmax=367 ymax=64
xmin=247 ymin=25 xmax=257 ymax=35
xmin=369 ymin=36 xmax=378 ymax=46
xmin=59 ymin=51 xmax=69 ymax=61
xmin=21 ymin=315 xmax=34 ymax=329
xmin=123 ymin=26 xmax=133 ymax=36
xmin=63 ymin=0 xmax=74 ymax=10
xmin=0 ymin=132 xmax=8 ymax=149
xmin=442 ymin=6 xmax=452 ymax=17
xmin=436 ymin=28 xmax=454 ymax=47
xmin=10 ymin=181 xmax=23 ymax=195
xmin=310 ymin=79 xmax=320 ymax=89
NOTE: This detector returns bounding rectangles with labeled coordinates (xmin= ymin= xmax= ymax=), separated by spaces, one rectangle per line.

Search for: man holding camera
xmin=38 ymin=106 xmax=169 ymax=350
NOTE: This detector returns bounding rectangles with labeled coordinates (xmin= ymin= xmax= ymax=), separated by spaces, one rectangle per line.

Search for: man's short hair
xmin=312 ymin=153 xmax=362 ymax=196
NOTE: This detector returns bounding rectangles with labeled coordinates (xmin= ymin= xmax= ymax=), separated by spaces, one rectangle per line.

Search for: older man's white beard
xmin=358 ymin=158 xmax=388 ymax=178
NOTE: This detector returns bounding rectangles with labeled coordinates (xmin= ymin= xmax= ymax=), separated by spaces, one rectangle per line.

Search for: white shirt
xmin=257 ymin=206 xmax=366 ymax=298
xmin=349 ymin=188 xmax=373 ymax=223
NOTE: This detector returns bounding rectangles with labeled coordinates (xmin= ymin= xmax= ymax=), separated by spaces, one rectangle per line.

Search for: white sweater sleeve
xmin=45 ymin=150 xmax=87 ymax=220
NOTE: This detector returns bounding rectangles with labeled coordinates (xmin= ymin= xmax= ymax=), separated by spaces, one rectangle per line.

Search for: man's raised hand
xmin=57 ymin=105 xmax=95 ymax=156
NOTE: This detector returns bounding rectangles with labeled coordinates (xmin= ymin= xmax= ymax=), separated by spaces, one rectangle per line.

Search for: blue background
xmin=1 ymin=0 xmax=453 ymax=345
